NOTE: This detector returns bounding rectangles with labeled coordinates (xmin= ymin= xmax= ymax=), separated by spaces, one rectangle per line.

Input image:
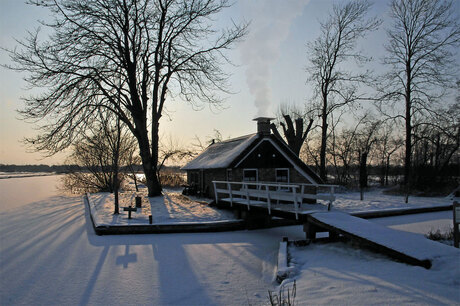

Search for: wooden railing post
xmin=243 ymin=183 xmax=250 ymax=210
xmin=293 ymin=186 xmax=298 ymax=220
xmin=300 ymin=185 xmax=305 ymax=208
xmin=227 ymin=182 xmax=233 ymax=207
xmin=213 ymin=181 xmax=219 ymax=204
xmin=266 ymin=184 xmax=271 ymax=214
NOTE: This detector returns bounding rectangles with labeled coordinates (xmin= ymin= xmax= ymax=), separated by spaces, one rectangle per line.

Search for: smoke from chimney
xmin=240 ymin=0 xmax=308 ymax=117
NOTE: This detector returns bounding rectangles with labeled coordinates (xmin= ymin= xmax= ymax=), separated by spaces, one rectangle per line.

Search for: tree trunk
xmin=134 ymin=117 xmax=162 ymax=197
xmin=385 ymin=155 xmax=390 ymax=186
xmin=359 ymin=151 xmax=368 ymax=189
xmin=320 ymin=100 xmax=328 ymax=182
xmin=133 ymin=172 xmax=139 ymax=192
xmin=113 ymin=120 xmax=121 ymax=214
xmin=404 ymin=61 xmax=412 ymax=202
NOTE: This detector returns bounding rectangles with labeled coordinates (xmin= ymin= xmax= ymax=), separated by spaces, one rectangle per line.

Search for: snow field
xmin=87 ymin=190 xmax=236 ymax=226
xmin=2 ymin=177 xmax=308 ymax=305
xmin=285 ymin=240 xmax=459 ymax=305
xmin=322 ymin=188 xmax=452 ymax=212
xmin=1 ymin=175 xmax=459 ymax=305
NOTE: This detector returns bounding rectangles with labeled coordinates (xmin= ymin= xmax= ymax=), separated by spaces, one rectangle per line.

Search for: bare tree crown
xmin=5 ymin=0 xmax=247 ymax=196
xmin=7 ymin=0 xmax=247 ymax=153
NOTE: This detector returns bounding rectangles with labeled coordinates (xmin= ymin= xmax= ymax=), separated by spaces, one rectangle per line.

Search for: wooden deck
xmin=306 ymin=212 xmax=459 ymax=269
xmin=212 ymin=182 xmax=459 ymax=269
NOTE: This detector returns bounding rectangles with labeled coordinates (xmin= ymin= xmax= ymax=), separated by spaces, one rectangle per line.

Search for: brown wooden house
xmin=182 ymin=118 xmax=323 ymax=198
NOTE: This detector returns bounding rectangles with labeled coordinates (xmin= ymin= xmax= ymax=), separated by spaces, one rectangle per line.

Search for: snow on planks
xmin=307 ymin=211 xmax=460 ymax=269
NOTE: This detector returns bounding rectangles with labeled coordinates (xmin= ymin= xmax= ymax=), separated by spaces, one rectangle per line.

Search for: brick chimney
xmin=253 ymin=117 xmax=275 ymax=136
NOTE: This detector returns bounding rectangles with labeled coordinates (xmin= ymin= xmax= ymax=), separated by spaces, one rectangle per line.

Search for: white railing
xmin=212 ymin=181 xmax=338 ymax=219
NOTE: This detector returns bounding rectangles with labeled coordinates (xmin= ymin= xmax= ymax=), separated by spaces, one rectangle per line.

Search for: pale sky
xmin=0 ymin=0 xmax=457 ymax=165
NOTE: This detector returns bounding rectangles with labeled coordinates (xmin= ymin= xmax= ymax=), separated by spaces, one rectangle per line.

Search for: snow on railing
xmin=212 ymin=181 xmax=338 ymax=219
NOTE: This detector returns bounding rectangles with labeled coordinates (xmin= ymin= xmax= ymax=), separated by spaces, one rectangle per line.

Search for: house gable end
xmin=234 ymin=140 xmax=292 ymax=169
xmin=233 ymin=136 xmax=323 ymax=184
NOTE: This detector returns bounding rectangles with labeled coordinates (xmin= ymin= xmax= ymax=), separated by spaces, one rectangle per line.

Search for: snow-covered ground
xmin=286 ymin=238 xmax=459 ymax=305
xmin=89 ymin=186 xmax=453 ymax=227
xmin=322 ymin=187 xmax=452 ymax=212
xmin=88 ymin=191 xmax=236 ymax=226
xmin=1 ymin=175 xmax=459 ymax=305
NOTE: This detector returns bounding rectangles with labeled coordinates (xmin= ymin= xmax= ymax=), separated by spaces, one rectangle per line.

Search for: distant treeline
xmin=0 ymin=164 xmax=74 ymax=173
xmin=0 ymin=164 xmax=182 ymax=174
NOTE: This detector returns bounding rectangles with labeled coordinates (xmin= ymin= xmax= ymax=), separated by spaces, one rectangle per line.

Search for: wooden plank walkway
xmin=215 ymin=198 xmax=458 ymax=269
xmin=306 ymin=212 xmax=460 ymax=269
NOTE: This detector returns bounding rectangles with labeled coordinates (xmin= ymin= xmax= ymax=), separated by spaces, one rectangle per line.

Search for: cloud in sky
xmin=240 ymin=0 xmax=309 ymax=117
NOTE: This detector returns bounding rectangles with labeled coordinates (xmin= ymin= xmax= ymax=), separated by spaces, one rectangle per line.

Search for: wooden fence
xmin=212 ymin=181 xmax=338 ymax=219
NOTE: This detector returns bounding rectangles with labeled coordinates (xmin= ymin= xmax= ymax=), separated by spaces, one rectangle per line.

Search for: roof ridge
xmin=214 ymin=133 xmax=257 ymax=144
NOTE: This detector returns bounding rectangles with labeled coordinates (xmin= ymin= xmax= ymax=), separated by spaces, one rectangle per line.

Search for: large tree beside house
xmin=6 ymin=0 xmax=247 ymax=197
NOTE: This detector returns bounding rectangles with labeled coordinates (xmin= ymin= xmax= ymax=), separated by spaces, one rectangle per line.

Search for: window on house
xmin=276 ymin=168 xmax=289 ymax=183
xmin=243 ymin=169 xmax=258 ymax=182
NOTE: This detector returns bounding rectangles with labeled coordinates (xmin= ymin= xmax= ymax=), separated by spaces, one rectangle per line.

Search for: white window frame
xmin=243 ymin=168 xmax=258 ymax=182
xmin=275 ymin=168 xmax=290 ymax=183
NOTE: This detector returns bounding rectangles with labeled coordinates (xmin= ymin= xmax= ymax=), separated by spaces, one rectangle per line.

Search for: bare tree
xmin=306 ymin=0 xmax=380 ymax=181
xmin=411 ymin=106 xmax=459 ymax=188
xmin=124 ymin=144 xmax=142 ymax=192
xmin=191 ymin=128 xmax=226 ymax=152
xmin=373 ymin=124 xmax=404 ymax=186
xmin=380 ymin=0 xmax=460 ymax=188
xmin=157 ymin=136 xmax=194 ymax=184
xmin=63 ymin=113 xmax=136 ymax=213
xmin=6 ymin=0 xmax=247 ymax=197
xmin=270 ymin=104 xmax=314 ymax=157
xmin=356 ymin=119 xmax=380 ymax=196
xmin=327 ymin=113 xmax=367 ymax=185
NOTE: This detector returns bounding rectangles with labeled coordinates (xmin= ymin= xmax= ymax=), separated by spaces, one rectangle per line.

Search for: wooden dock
xmin=306 ymin=212 xmax=459 ymax=268
xmin=212 ymin=181 xmax=459 ymax=269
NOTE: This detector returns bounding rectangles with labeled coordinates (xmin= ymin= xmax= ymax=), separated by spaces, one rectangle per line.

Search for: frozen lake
xmin=0 ymin=174 xmax=63 ymax=211
xmin=0 ymin=175 xmax=457 ymax=305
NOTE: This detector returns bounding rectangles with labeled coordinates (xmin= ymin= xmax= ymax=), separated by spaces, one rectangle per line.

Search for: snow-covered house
xmin=182 ymin=117 xmax=323 ymax=198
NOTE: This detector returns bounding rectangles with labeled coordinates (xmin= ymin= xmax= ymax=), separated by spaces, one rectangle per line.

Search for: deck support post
xmin=328 ymin=186 xmax=335 ymax=211
xmin=303 ymin=222 xmax=319 ymax=240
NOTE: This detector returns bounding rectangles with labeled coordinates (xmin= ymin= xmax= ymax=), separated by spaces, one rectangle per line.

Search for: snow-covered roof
xmin=182 ymin=134 xmax=259 ymax=170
